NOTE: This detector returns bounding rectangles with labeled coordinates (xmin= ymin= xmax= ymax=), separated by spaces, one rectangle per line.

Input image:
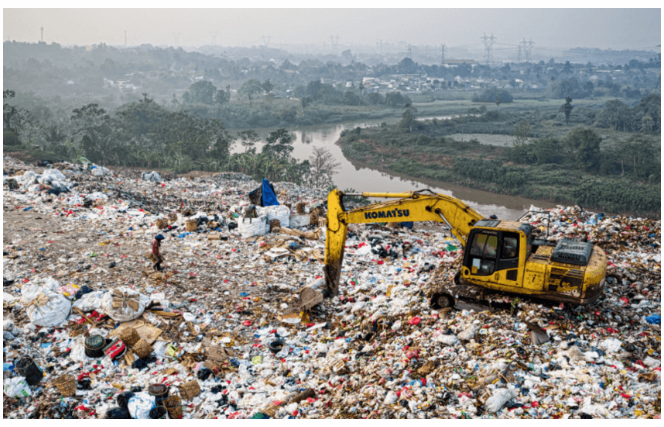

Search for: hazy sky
xmin=3 ymin=8 xmax=661 ymax=51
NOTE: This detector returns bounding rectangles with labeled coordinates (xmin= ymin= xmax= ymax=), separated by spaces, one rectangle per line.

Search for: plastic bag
xmin=127 ymin=392 xmax=156 ymax=419
xmin=4 ymin=377 xmax=32 ymax=398
xmin=436 ymin=334 xmax=459 ymax=346
xmin=289 ymin=214 xmax=310 ymax=228
xmin=485 ymin=388 xmax=516 ymax=413
xmin=141 ymin=171 xmax=161 ymax=182
xmin=599 ymin=337 xmax=622 ymax=353
xmin=258 ymin=205 xmax=290 ymax=228
xmin=25 ymin=292 xmax=72 ymax=327
xmin=73 ymin=291 xmax=107 ymax=312
xmin=238 ymin=216 xmax=267 ymax=238
xmin=100 ymin=287 xmax=150 ymax=322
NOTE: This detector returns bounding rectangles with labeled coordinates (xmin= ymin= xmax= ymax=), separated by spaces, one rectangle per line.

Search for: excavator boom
xmin=323 ymin=189 xmax=484 ymax=295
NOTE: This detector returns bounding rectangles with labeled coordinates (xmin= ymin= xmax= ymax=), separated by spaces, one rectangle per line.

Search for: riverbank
xmin=337 ymin=124 xmax=661 ymax=218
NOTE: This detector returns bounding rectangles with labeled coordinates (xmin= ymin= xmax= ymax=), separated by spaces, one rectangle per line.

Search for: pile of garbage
xmin=3 ymin=155 xmax=661 ymax=419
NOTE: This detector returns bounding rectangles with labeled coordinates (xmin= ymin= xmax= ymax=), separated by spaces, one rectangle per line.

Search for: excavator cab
xmin=323 ymin=189 xmax=607 ymax=307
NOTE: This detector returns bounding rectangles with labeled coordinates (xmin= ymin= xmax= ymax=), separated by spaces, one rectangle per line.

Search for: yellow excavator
xmin=323 ymin=189 xmax=607 ymax=308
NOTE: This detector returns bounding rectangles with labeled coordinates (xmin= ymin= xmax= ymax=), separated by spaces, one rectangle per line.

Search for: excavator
xmin=323 ymin=189 xmax=607 ymax=309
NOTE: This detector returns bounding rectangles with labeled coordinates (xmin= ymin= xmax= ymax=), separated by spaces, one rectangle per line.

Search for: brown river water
xmin=230 ymin=116 xmax=558 ymax=220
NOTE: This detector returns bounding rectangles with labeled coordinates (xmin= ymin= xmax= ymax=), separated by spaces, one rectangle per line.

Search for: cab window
xmin=469 ymin=232 xmax=497 ymax=275
xmin=501 ymin=233 xmax=519 ymax=259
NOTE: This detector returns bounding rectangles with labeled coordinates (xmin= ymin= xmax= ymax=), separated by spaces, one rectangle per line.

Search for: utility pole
xmin=210 ymin=31 xmax=218 ymax=46
xmin=440 ymin=44 xmax=446 ymax=66
xmin=40 ymin=27 xmax=44 ymax=42
xmin=480 ymin=33 xmax=496 ymax=65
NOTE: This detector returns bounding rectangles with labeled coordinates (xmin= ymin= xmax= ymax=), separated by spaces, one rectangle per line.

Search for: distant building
xmin=443 ymin=60 xmax=478 ymax=68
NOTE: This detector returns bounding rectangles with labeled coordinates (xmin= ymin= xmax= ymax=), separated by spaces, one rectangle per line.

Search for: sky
xmin=3 ymin=8 xmax=661 ymax=51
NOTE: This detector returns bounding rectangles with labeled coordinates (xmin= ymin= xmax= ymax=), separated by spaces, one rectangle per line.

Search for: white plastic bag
xmin=4 ymin=377 xmax=32 ymax=398
xmin=142 ymin=171 xmax=161 ymax=182
xmin=600 ymin=337 xmax=622 ymax=353
xmin=128 ymin=392 xmax=156 ymax=419
xmin=100 ymin=287 xmax=150 ymax=322
xmin=289 ymin=214 xmax=310 ymax=228
xmin=25 ymin=292 xmax=72 ymax=327
xmin=436 ymin=334 xmax=459 ymax=346
xmin=238 ymin=216 xmax=267 ymax=238
xmin=73 ymin=291 xmax=107 ymax=312
xmin=485 ymin=388 xmax=516 ymax=413
xmin=258 ymin=205 xmax=290 ymax=228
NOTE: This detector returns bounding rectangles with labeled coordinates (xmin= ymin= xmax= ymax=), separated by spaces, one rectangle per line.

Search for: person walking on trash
xmin=151 ymin=234 xmax=165 ymax=271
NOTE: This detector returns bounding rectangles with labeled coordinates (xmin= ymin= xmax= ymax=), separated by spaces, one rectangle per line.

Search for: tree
xmin=399 ymin=103 xmax=418 ymax=132
xmin=309 ymin=146 xmax=341 ymax=188
xmin=71 ymin=103 xmax=118 ymax=164
xmin=560 ymin=96 xmax=574 ymax=125
xmin=262 ymin=128 xmax=294 ymax=160
xmin=214 ymin=85 xmax=231 ymax=106
xmin=512 ymin=121 xmax=531 ymax=146
xmin=495 ymin=93 xmax=502 ymax=108
xmin=565 ymin=127 xmax=602 ymax=171
xmin=357 ymin=82 xmax=364 ymax=106
xmin=262 ymin=79 xmax=274 ymax=95
xmin=3 ymin=90 xmax=31 ymax=143
xmin=237 ymin=130 xmax=260 ymax=153
xmin=239 ymin=79 xmax=264 ymax=107
xmin=185 ymin=80 xmax=217 ymax=105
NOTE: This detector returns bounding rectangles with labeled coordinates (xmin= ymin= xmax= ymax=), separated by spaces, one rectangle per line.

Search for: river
xmin=230 ymin=115 xmax=558 ymax=220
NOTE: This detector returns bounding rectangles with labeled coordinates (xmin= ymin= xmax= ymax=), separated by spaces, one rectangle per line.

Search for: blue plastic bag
xmin=261 ymin=179 xmax=279 ymax=207
xmin=645 ymin=314 xmax=660 ymax=325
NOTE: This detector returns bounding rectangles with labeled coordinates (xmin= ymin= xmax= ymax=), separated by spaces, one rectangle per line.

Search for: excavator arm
xmin=323 ymin=189 xmax=484 ymax=295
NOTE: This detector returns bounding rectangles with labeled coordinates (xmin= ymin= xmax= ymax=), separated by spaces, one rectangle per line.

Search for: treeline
xmin=3 ymin=90 xmax=315 ymax=184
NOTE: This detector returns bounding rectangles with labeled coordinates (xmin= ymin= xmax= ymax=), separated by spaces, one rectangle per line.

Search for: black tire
xmin=437 ymin=294 xmax=453 ymax=309
xmin=431 ymin=293 xmax=454 ymax=309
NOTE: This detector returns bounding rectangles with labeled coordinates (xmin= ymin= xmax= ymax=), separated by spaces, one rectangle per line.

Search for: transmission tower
xmin=173 ymin=33 xmax=180 ymax=46
xmin=440 ymin=44 xmax=446 ymax=66
xmin=40 ymin=27 xmax=44 ymax=42
xmin=407 ymin=44 xmax=412 ymax=59
xmin=527 ymin=38 xmax=535 ymax=62
xmin=329 ymin=35 xmax=339 ymax=53
xmin=262 ymin=35 xmax=271 ymax=47
xmin=378 ymin=39 xmax=383 ymax=55
xmin=210 ymin=32 xmax=218 ymax=45
xmin=480 ymin=33 xmax=496 ymax=65
xmin=517 ymin=45 xmax=522 ymax=63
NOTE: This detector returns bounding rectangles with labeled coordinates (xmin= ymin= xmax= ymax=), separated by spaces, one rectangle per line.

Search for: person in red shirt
xmin=152 ymin=234 xmax=165 ymax=271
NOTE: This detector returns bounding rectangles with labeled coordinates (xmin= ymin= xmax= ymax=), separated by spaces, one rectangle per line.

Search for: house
xmin=443 ymin=59 xmax=478 ymax=68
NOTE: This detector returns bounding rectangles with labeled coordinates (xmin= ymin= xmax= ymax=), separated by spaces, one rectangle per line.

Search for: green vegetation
xmin=339 ymin=95 xmax=661 ymax=216
xmin=3 ymin=90 xmax=310 ymax=184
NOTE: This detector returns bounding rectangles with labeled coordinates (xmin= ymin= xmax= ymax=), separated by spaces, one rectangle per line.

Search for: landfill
xmin=3 ymin=154 xmax=661 ymax=419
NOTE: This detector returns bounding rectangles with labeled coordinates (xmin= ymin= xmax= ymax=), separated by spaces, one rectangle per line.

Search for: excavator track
xmin=429 ymin=272 xmax=514 ymax=311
